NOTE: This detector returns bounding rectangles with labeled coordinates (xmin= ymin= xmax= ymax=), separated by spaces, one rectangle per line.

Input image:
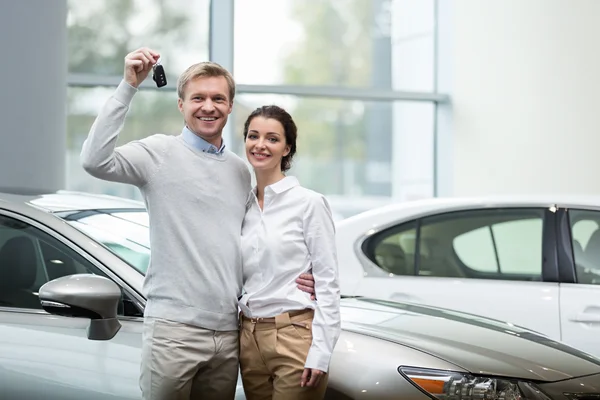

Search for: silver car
xmin=0 ymin=190 xmax=599 ymax=400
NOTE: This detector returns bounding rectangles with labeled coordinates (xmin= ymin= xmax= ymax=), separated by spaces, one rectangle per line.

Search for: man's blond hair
xmin=177 ymin=61 xmax=235 ymax=102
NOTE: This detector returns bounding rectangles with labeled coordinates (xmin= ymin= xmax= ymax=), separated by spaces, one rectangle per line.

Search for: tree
xmin=65 ymin=0 xmax=207 ymax=147
xmin=67 ymin=0 xmax=194 ymax=76
xmin=281 ymin=0 xmax=384 ymax=195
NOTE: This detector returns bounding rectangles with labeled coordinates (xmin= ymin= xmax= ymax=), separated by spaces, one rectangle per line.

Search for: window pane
xmin=234 ymin=0 xmax=435 ymax=91
xmin=420 ymin=209 xmax=544 ymax=280
xmin=0 ymin=215 xmax=105 ymax=309
xmin=367 ymin=222 xmax=417 ymax=275
xmin=66 ymin=86 xmax=182 ymax=199
xmin=569 ymin=210 xmax=600 ymax=285
xmin=233 ymin=94 xmax=434 ymax=202
xmin=453 ymin=227 xmax=497 ymax=273
xmin=67 ymin=0 xmax=210 ymax=80
xmin=493 ymin=219 xmax=543 ymax=275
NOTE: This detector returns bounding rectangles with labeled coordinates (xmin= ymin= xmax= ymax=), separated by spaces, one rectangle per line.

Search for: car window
xmin=452 ymin=218 xmax=543 ymax=275
xmin=0 ymin=214 xmax=142 ymax=316
xmin=367 ymin=222 xmax=417 ymax=275
xmin=422 ymin=209 xmax=543 ymax=279
xmin=364 ymin=208 xmax=544 ymax=281
xmin=568 ymin=209 xmax=600 ymax=285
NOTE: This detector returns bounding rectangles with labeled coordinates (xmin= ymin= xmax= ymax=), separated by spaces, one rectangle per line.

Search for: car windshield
xmin=59 ymin=209 xmax=151 ymax=274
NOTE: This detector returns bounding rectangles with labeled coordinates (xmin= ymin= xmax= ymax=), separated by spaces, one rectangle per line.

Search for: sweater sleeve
xmin=80 ymin=80 xmax=165 ymax=187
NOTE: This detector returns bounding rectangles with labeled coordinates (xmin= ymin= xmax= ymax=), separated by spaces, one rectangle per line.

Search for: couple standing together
xmin=80 ymin=47 xmax=341 ymax=400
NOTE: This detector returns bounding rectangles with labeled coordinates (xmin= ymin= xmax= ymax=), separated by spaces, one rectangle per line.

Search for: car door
xmin=558 ymin=207 xmax=600 ymax=358
xmin=353 ymin=206 xmax=563 ymax=339
xmin=0 ymin=211 xmax=144 ymax=400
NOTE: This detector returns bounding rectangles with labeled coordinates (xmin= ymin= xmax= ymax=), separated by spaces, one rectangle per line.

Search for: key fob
xmin=152 ymin=63 xmax=167 ymax=88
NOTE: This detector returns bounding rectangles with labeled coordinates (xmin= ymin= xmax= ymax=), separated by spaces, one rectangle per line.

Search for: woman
xmin=238 ymin=105 xmax=341 ymax=400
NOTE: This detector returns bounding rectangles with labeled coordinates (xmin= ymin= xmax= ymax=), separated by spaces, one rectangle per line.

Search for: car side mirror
xmin=38 ymin=274 xmax=122 ymax=340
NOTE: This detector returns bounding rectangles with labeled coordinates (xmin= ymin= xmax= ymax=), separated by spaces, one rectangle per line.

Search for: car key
xmin=152 ymin=61 xmax=167 ymax=88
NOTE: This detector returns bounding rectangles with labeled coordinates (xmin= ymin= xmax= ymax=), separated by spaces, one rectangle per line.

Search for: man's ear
xmin=177 ymin=98 xmax=184 ymax=114
xmin=228 ymin=100 xmax=234 ymax=115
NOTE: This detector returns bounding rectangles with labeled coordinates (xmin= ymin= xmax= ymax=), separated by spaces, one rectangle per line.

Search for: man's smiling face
xmin=177 ymin=76 xmax=233 ymax=147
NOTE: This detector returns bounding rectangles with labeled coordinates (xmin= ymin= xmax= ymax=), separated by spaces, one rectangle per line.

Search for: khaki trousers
xmin=140 ymin=317 xmax=240 ymax=400
xmin=239 ymin=309 xmax=328 ymax=400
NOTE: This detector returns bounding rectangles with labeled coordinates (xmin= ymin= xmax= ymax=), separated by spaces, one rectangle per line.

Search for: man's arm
xmin=80 ymin=47 xmax=164 ymax=187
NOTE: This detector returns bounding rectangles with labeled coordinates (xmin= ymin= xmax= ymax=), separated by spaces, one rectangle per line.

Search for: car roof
xmin=0 ymin=189 xmax=145 ymax=213
xmin=339 ymin=194 xmax=600 ymax=225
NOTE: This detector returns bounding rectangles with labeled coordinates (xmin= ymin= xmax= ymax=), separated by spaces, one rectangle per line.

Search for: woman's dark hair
xmin=243 ymin=105 xmax=297 ymax=172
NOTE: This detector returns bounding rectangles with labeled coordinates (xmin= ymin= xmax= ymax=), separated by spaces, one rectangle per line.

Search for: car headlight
xmin=399 ymin=367 xmax=551 ymax=400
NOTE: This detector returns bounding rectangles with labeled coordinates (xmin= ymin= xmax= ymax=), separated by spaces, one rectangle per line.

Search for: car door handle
xmin=569 ymin=312 xmax=600 ymax=323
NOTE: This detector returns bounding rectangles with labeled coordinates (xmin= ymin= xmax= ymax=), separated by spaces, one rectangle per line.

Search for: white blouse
xmin=238 ymin=176 xmax=341 ymax=372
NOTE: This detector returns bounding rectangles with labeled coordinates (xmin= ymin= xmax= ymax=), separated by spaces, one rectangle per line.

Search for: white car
xmin=336 ymin=196 xmax=600 ymax=358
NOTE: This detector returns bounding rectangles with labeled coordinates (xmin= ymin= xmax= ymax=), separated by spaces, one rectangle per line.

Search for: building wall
xmin=451 ymin=0 xmax=600 ymax=196
xmin=1 ymin=0 xmax=67 ymax=193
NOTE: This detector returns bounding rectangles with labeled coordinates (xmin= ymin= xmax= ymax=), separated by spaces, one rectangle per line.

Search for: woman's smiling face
xmin=245 ymin=116 xmax=291 ymax=172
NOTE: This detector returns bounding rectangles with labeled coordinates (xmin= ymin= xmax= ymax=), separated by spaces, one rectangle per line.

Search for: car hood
xmin=340 ymin=298 xmax=600 ymax=382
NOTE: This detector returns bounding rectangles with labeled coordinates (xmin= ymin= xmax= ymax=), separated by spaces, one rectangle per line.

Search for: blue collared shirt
xmin=181 ymin=126 xmax=226 ymax=154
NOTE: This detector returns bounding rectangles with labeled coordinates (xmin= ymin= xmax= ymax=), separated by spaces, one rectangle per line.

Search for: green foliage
xmin=66 ymin=0 xmax=194 ymax=149
xmin=283 ymin=0 xmax=373 ymax=87
xmin=282 ymin=0 xmax=375 ymax=193
xmin=67 ymin=0 xmax=191 ymax=75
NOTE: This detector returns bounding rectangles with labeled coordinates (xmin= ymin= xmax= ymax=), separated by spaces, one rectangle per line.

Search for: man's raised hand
xmin=124 ymin=47 xmax=160 ymax=88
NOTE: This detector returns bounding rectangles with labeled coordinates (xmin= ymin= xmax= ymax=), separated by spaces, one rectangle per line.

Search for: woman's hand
xmin=301 ymin=368 xmax=325 ymax=387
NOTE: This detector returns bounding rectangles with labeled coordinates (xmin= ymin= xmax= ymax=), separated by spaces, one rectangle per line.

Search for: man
xmin=81 ymin=47 xmax=315 ymax=400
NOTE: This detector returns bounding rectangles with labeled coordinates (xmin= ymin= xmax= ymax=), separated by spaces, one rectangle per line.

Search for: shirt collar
xmin=251 ymin=176 xmax=299 ymax=196
xmin=247 ymin=176 xmax=299 ymax=208
xmin=182 ymin=126 xmax=225 ymax=154
xmin=268 ymin=176 xmax=299 ymax=194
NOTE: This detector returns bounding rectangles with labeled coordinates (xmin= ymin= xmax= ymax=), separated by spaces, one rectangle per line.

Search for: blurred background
xmin=4 ymin=0 xmax=600 ymax=219
xmin=64 ymin=0 xmax=437 ymax=220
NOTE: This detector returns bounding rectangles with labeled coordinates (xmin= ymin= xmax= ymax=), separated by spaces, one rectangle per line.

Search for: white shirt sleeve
xmin=302 ymin=194 xmax=341 ymax=372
